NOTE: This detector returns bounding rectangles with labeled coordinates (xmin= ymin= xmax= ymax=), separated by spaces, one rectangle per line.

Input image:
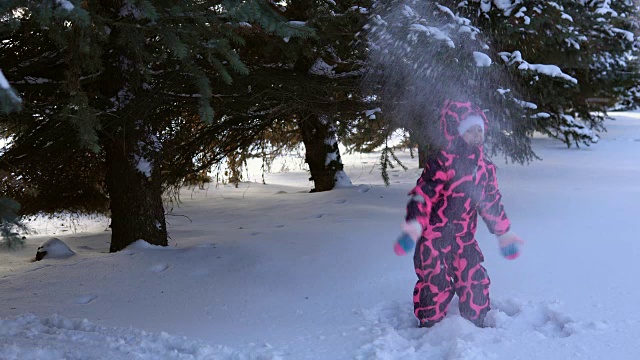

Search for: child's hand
xmin=498 ymin=231 xmax=524 ymax=260
xmin=394 ymin=220 xmax=422 ymax=256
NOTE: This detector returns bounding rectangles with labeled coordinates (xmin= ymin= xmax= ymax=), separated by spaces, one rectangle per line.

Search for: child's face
xmin=461 ymin=125 xmax=484 ymax=147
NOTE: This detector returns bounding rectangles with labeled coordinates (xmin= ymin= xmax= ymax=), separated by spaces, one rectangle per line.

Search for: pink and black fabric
xmin=405 ymin=100 xmax=511 ymax=328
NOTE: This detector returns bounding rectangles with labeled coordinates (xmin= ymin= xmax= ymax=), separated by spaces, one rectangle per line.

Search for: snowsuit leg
xmin=453 ymin=241 xmax=491 ymax=326
xmin=413 ymin=237 xmax=490 ymax=327
xmin=413 ymin=239 xmax=455 ymax=327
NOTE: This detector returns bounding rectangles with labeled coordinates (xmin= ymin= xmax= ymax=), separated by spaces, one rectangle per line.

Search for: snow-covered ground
xmin=1 ymin=112 xmax=640 ymax=359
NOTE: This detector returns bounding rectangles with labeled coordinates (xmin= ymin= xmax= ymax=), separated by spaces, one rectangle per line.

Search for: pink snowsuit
xmin=406 ymin=100 xmax=511 ymax=327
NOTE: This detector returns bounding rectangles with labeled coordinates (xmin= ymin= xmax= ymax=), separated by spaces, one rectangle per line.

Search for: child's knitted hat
xmin=457 ymin=114 xmax=485 ymax=136
xmin=439 ymin=100 xmax=489 ymax=149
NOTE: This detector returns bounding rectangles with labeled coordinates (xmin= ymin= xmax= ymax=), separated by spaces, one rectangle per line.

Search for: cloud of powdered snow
xmin=363 ymin=0 xmax=520 ymax=153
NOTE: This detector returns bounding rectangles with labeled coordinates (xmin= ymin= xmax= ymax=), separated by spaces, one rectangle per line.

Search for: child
xmin=394 ymin=100 xmax=523 ymax=328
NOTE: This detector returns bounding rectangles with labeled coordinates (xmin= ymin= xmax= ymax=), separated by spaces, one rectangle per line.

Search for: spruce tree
xmin=207 ymin=0 xmax=373 ymax=192
xmin=0 ymin=69 xmax=24 ymax=249
xmin=0 ymin=0 xmax=309 ymax=251
xmin=366 ymin=0 xmax=537 ymax=164
xmin=479 ymin=0 xmax=640 ymax=147
xmin=366 ymin=0 xmax=640 ymax=165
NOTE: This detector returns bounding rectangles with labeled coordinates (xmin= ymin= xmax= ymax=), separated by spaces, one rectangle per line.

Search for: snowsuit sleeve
xmin=405 ymin=156 xmax=448 ymax=225
xmin=478 ymin=162 xmax=511 ymax=236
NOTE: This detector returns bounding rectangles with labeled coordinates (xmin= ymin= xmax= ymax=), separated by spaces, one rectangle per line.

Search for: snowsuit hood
xmin=438 ymin=100 xmax=489 ymax=152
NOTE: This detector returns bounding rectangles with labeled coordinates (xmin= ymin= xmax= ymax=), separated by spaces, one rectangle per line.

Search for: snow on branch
xmin=364 ymin=108 xmax=381 ymax=120
xmin=0 ymin=70 xmax=10 ymax=90
xmin=610 ymin=28 xmax=635 ymax=42
xmin=514 ymin=7 xmax=530 ymax=25
xmin=400 ymin=3 xmax=482 ymax=48
xmin=287 ymin=21 xmax=306 ymax=27
xmin=521 ymin=64 xmax=578 ymax=84
xmin=561 ymin=13 xmax=573 ymax=21
xmin=594 ymin=0 xmax=617 ymax=16
xmin=513 ymin=98 xmax=537 ymax=109
xmin=500 ymin=51 xmax=578 ymax=84
xmin=473 ymin=52 xmax=492 ymax=67
xmin=565 ymin=37 xmax=581 ymax=50
xmin=547 ymin=0 xmax=574 ymax=22
xmin=436 ymin=4 xmax=479 ymax=40
xmin=309 ymin=58 xmax=335 ymax=76
xmin=0 ymin=70 xmax=22 ymax=105
xmin=109 ymin=87 xmax=134 ymax=112
xmin=547 ymin=2 xmax=563 ymax=11
xmin=14 ymin=77 xmax=55 ymax=85
xmin=559 ymin=114 xmax=599 ymax=142
xmin=436 ymin=4 xmax=469 ymax=26
xmin=56 ymin=0 xmax=74 ymax=11
xmin=409 ymin=24 xmax=454 ymax=48
xmin=532 ymin=112 xmax=550 ymax=118
xmin=350 ymin=6 xmax=369 ymax=14
xmin=308 ymin=58 xmax=366 ymax=78
xmin=480 ymin=0 xmax=521 ymax=16
xmin=120 ymin=0 xmax=145 ymax=19
xmin=402 ymin=4 xmax=415 ymax=18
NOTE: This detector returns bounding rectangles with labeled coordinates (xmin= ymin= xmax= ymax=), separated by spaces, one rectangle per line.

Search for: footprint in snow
xmin=486 ymin=298 xmax=590 ymax=338
xmin=357 ymin=186 xmax=371 ymax=193
xmin=251 ymin=231 xmax=260 ymax=236
xmin=74 ymin=295 xmax=98 ymax=305
xmin=274 ymin=224 xmax=285 ymax=228
xmin=314 ymin=214 xmax=325 ymax=219
xmin=335 ymin=199 xmax=347 ymax=204
xmin=150 ymin=263 xmax=170 ymax=273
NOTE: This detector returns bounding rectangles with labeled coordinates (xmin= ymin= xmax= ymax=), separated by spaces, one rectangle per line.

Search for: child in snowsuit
xmin=394 ymin=100 xmax=523 ymax=328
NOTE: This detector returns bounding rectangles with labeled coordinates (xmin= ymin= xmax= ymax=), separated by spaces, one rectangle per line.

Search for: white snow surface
xmin=2 ymin=112 xmax=640 ymax=358
xmin=333 ymin=170 xmax=353 ymax=189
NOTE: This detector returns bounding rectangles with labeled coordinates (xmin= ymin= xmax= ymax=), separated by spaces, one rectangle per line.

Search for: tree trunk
xmin=104 ymin=137 xmax=167 ymax=252
xmin=298 ymin=114 xmax=347 ymax=192
xmin=418 ymin=146 xmax=427 ymax=168
xmin=409 ymin=129 xmax=428 ymax=169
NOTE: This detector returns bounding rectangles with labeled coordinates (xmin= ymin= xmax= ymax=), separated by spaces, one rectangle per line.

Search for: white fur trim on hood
xmin=457 ymin=115 xmax=485 ymax=136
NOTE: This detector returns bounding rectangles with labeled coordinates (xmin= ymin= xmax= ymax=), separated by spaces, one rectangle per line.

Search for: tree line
xmin=1 ymin=0 xmax=638 ymax=251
